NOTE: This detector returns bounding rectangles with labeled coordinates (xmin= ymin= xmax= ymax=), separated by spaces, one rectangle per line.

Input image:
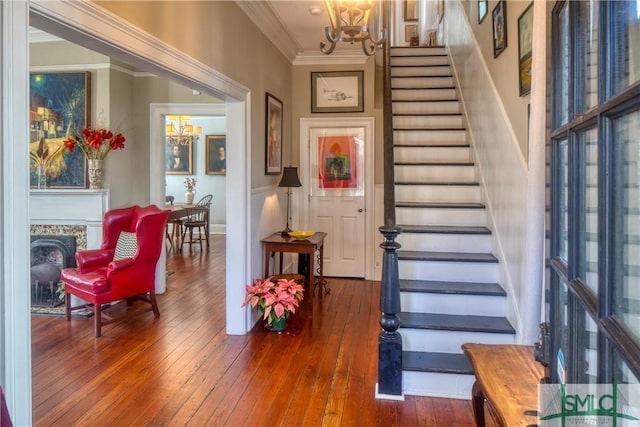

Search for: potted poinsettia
xmin=242 ymin=276 xmax=304 ymax=331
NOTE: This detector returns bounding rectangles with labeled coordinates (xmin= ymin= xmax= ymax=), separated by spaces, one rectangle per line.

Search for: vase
xmin=185 ymin=190 xmax=195 ymax=205
xmin=267 ymin=316 xmax=287 ymax=332
xmin=87 ymin=159 xmax=103 ymax=189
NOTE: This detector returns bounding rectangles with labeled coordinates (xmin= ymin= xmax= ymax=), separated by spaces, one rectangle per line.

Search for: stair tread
xmin=392 ymin=86 xmax=456 ymax=90
xmin=396 ymin=201 xmax=485 ymax=209
xmin=398 ymin=224 xmax=490 ymax=234
xmin=396 ymin=181 xmax=479 ymax=186
xmin=392 ymin=99 xmax=457 ymax=102
xmin=403 ymin=351 xmax=474 ymax=375
xmin=398 ymin=250 xmax=498 ymax=263
xmin=399 ymin=279 xmax=505 ymax=296
xmin=399 ymin=312 xmax=515 ymax=334
xmin=395 ymin=143 xmax=470 ymax=148
xmin=393 ymin=113 xmax=462 ymax=117
xmin=394 ymin=127 xmax=466 ymax=131
xmin=395 ymin=162 xmax=474 ymax=166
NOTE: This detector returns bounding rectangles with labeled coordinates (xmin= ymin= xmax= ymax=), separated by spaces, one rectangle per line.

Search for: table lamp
xmin=278 ymin=166 xmax=302 ymax=236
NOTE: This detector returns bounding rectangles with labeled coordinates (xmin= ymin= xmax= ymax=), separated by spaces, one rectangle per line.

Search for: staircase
xmin=391 ymin=47 xmax=515 ymax=399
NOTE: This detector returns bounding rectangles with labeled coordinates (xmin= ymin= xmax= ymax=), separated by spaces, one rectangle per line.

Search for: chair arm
xmin=76 ymin=249 xmax=115 ymax=272
xmin=107 ymin=258 xmax=136 ymax=274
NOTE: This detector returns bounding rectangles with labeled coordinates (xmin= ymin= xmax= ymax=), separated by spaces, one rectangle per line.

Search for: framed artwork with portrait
xmin=165 ymin=139 xmax=193 ymax=175
xmin=492 ymin=0 xmax=507 ymax=58
xmin=29 ymin=71 xmax=90 ymax=188
xmin=478 ymin=0 xmax=488 ymax=23
xmin=206 ymin=134 xmax=226 ymax=175
xmin=265 ymin=92 xmax=283 ymax=175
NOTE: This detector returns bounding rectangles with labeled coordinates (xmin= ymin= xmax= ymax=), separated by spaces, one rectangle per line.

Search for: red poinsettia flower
xmin=63 ymin=126 xmax=126 ymax=160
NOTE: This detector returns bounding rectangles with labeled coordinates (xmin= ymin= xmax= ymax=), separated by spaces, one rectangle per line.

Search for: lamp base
xmin=280 ymin=226 xmax=292 ymax=237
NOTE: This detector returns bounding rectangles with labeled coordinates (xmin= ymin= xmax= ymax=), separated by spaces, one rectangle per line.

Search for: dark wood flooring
xmin=31 ymin=235 xmax=493 ymax=426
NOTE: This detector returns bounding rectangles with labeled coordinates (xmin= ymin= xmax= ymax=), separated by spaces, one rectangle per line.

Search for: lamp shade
xmin=278 ymin=167 xmax=302 ymax=188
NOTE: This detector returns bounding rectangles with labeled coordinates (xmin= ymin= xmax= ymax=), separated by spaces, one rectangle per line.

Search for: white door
xmin=300 ymin=118 xmax=373 ymax=278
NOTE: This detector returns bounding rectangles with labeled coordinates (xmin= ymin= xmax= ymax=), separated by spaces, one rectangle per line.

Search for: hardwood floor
xmin=31 ymin=235 xmax=490 ymax=426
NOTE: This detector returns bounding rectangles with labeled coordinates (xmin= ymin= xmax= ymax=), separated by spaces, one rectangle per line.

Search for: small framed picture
xmin=478 ymin=0 xmax=488 ymax=23
xmin=165 ymin=139 xmax=193 ymax=175
xmin=518 ymin=2 xmax=534 ymax=96
xmin=404 ymin=24 xmax=417 ymax=42
xmin=492 ymin=0 xmax=508 ymax=58
xmin=311 ymin=71 xmax=364 ymax=113
xmin=205 ymin=134 xmax=226 ymax=175
xmin=265 ymin=92 xmax=283 ymax=175
xmin=404 ymin=0 xmax=418 ymax=21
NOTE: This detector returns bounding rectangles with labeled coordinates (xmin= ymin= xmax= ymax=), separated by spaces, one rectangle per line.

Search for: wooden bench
xmin=462 ymin=343 xmax=545 ymax=427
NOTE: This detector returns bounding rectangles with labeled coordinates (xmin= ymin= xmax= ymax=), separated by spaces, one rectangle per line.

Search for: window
xmin=550 ymin=0 xmax=640 ymax=384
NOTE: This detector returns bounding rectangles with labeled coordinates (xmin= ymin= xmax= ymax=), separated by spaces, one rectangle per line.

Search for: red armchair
xmin=61 ymin=205 xmax=170 ymax=337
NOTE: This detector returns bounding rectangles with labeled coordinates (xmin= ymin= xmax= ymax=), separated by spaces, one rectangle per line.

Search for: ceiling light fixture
xmin=165 ymin=115 xmax=202 ymax=146
xmin=320 ymin=0 xmax=387 ymax=56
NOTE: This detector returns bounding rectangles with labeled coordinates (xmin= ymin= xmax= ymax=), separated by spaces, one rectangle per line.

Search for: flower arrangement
xmin=184 ymin=177 xmax=197 ymax=192
xmin=63 ymin=127 xmax=126 ymax=160
xmin=242 ymin=277 xmax=305 ymax=326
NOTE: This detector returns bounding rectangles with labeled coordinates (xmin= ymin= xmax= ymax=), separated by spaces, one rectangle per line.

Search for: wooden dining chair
xmin=165 ymin=195 xmax=182 ymax=252
xmin=180 ymin=194 xmax=213 ymax=251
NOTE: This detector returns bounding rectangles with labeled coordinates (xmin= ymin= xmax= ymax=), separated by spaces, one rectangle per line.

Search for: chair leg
xmin=94 ymin=304 xmax=102 ymax=337
xmin=65 ymin=291 xmax=71 ymax=321
xmin=149 ymin=291 xmax=160 ymax=318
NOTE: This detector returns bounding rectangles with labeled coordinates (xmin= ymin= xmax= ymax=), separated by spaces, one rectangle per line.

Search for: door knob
xmin=357 ymin=208 xmax=363 ymax=213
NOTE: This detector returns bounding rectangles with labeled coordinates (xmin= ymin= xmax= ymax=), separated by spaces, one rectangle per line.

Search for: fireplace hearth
xmin=30 ymin=235 xmax=77 ymax=307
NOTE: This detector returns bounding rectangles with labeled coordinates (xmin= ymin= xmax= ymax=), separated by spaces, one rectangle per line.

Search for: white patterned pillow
xmin=114 ymin=231 xmax=137 ymax=260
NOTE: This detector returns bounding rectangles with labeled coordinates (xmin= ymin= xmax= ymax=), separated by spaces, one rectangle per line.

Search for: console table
xmin=462 ymin=343 xmax=544 ymax=427
xmin=261 ymin=232 xmax=329 ymax=299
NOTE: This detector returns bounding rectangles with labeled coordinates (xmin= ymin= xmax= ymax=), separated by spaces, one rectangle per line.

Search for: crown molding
xmin=235 ymin=0 xmax=301 ymax=63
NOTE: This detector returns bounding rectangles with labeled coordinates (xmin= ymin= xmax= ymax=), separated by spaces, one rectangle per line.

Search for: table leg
xmin=314 ymin=245 xmax=329 ymax=299
xmin=471 ymin=381 xmax=486 ymax=427
xmin=264 ymin=247 xmax=271 ymax=279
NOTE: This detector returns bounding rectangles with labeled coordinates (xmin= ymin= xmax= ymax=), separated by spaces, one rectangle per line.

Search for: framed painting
xmin=165 ymin=138 xmax=193 ymax=175
xmin=311 ymin=71 xmax=364 ymax=113
xmin=206 ymin=134 xmax=226 ymax=175
xmin=404 ymin=0 xmax=418 ymax=21
xmin=265 ymin=92 xmax=283 ymax=175
xmin=29 ymin=72 xmax=91 ymax=188
xmin=518 ymin=2 xmax=534 ymax=96
xmin=492 ymin=0 xmax=507 ymax=58
xmin=309 ymin=126 xmax=364 ymax=197
xmin=478 ymin=0 xmax=488 ymax=23
xmin=404 ymin=24 xmax=417 ymax=42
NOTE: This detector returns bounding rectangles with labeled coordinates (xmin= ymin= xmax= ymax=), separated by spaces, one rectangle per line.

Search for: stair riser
xmin=392 ymin=47 xmax=447 ymax=56
xmin=400 ymin=292 xmax=506 ymax=316
xmin=391 ymin=56 xmax=449 ymax=67
xmin=401 ymin=328 xmax=515 ymax=353
xmin=393 ymin=101 xmax=460 ymax=115
xmin=399 ymin=260 xmax=498 ymax=282
xmin=394 ymin=146 xmax=471 ymax=163
xmin=393 ymin=88 xmax=457 ymax=101
xmin=397 ymin=232 xmax=492 ymax=253
xmin=396 ymin=208 xmax=487 ymax=227
xmin=393 ymin=77 xmax=454 ymax=88
xmin=395 ymin=185 xmax=482 ymax=203
xmin=394 ymin=115 xmax=463 ymax=129
xmin=391 ymin=66 xmax=451 ymax=77
xmin=394 ymin=130 xmax=466 ymax=145
xmin=395 ymin=165 xmax=475 ymax=182
xmin=402 ymin=371 xmax=474 ymax=399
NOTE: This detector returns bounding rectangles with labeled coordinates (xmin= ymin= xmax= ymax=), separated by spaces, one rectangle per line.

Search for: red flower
xmin=63 ymin=127 xmax=126 ymax=160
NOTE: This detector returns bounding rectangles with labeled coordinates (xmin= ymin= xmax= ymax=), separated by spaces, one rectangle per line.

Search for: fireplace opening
xmin=30 ymin=235 xmax=77 ymax=307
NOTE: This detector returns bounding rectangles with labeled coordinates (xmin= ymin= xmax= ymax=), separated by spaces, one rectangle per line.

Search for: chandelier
xmin=165 ymin=115 xmax=202 ymax=145
xmin=320 ymin=0 xmax=387 ymax=56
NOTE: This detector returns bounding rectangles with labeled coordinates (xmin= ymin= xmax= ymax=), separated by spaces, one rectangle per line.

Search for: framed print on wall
xmin=311 ymin=71 xmax=364 ymax=113
xmin=265 ymin=92 xmax=283 ymax=175
xmin=492 ymin=0 xmax=507 ymax=58
xmin=206 ymin=134 xmax=226 ymax=175
xmin=29 ymin=71 xmax=91 ymax=188
xmin=478 ymin=0 xmax=488 ymax=23
xmin=165 ymin=138 xmax=193 ymax=175
xmin=518 ymin=2 xmax=534 ymax=96
xmin=404 ymin=0 xmax=418 ymax=21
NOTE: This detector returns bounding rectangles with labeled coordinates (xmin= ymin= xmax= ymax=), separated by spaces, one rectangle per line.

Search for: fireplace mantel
xmin=30 ymin=189 xmax=109 ymax=249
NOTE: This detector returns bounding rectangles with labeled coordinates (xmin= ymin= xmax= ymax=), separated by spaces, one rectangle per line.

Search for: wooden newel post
xmin=378 ymin=225 xmax=402 ymax=396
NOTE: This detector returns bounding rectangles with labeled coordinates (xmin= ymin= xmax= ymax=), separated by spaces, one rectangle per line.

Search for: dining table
xmin=167 ymin=203 xmax=210 ymax=249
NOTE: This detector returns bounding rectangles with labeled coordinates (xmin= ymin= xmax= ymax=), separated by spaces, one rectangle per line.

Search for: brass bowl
xmin=288 ymin=230 xmax=314 ymax=240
